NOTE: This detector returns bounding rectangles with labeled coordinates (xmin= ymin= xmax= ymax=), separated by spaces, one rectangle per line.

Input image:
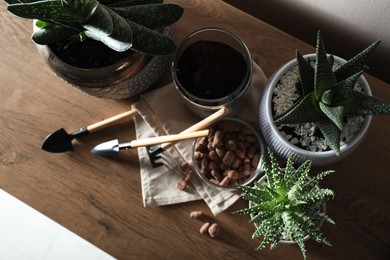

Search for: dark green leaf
xmin=82 ymin=4 xmax=113 ymax=37
xmin=314 ymin=31 xmax=337 ymax=100
xmin=32 ymin=24 xmax=80 ymax=45
xmin=274 ymin=91 xmax=324 ymax=125
xmin=110 ymin=3 xmax=183 ymax=29
xmin=7 ymin=0 xmax=85 ymax=22
xmin=316 ymin=119 xmax=341 ymax=155
xmin=296 ymin=50 xmax=314 ymax=96
xmin=334 ymin=40 xmax=380 ymax=82
xmin=124 ymin=19 xmax=176 ymax=55
xmin=84 ymin=6 xmax=133 ymax=52
xmin=319 ymin=102 xmax=344 ymax=130
xmin=103 ymin=0 xmax=162 ymax=7
xmin=344 ymin=91 xmax=390 ymax=116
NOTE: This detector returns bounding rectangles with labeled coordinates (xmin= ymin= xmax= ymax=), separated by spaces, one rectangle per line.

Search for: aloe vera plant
xmin=234 ymin=148 xmax=335 ymax=259
xmin=4 ymin=0 xmax=183 ymax=55
xmin=274 ymin=31 xmax=390 ymax=155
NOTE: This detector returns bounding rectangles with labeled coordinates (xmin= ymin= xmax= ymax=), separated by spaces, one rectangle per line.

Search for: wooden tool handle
xmin=87 ymin=108 xmax=138 ymax=133
xmin=161 ymin=106 xmax=230 ymax=150
xmin=130 ymin=130 xmax=209 ymax=148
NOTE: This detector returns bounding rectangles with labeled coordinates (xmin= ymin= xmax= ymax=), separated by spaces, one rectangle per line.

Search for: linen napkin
xmin=133 ymin=62 xmax=267 ymax=215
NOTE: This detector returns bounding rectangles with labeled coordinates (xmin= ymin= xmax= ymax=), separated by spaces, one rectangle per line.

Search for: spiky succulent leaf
xmin=314 ymin=31 xmax=337 ymax=100
xmin=316 ymin=119 xmax=342 ymax=155
xmin=319 ymin=102 xmax=344 ymax=130
xmin=274 ymin=91 xmax=325 ymax=124
xmin=334 ymin=40 xmax=380 ymax=82
xmin=296 ymin=50 xmax=314 ymax=97
xmin=282 ymin=212 xmax=307 ymax=259
xmin=302 ymin=170 xmax=334 ymax=193
xmin=234 ymin=149 xmax=334 ymax=258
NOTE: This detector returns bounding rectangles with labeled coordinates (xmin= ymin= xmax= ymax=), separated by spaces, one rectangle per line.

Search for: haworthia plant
xmin=4 ymin=0 xmax=184 ymax=55
xmin=234 ymin=148 xmax=335 ymax=260
xmin=273 ymin=31 xmax=390 ymax=155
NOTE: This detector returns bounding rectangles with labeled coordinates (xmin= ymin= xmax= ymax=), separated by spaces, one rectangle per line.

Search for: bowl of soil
xmin=172 ymin=28 xmax=252 ymax=117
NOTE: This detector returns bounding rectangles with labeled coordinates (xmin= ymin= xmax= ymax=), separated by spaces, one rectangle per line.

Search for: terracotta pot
xmin=258 ymin=54 xmax=372 ymax=166
xmin=34 ymin=23 xmax=173 ymax=99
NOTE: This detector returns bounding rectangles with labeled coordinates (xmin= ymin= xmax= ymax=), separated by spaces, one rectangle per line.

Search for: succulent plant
xmin=234 ymin=148 xmax=335 ymax=259
xmin=273 ymin=31 xmax=390 ymax=155
xmin=4 ymin=0 xmax=184 ymax=55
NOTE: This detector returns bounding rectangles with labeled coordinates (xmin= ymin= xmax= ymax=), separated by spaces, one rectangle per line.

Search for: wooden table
xmin=1 ymin=0 xmax=389 ymax=259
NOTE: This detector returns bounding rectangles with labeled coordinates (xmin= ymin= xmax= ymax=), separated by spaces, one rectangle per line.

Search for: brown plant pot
xmin=34 ymin=23 xmax=173 ymax=99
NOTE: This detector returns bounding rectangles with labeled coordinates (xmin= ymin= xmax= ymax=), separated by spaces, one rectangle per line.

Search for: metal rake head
xmin=146 ymin=145 xmax=166 ymax=168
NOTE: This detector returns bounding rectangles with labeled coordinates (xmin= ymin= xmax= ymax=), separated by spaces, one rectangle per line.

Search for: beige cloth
xmin=133 ymin=62 xmax=267 ymax=215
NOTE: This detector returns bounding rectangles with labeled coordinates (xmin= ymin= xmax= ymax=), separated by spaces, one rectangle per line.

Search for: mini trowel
xmin=41 ymin=108 xmax=138 ymax=153
xmin=91 ymin=129 xmax=209 ymax=156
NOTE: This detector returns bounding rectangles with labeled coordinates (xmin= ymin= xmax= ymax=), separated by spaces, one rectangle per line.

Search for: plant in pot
xmin=258 ymin=31 xmax=390 ymax=166
xmin=4 ymin=0 xmax=184 ymax=98
xmin=234 ymin=148 xmax=335 ymax=260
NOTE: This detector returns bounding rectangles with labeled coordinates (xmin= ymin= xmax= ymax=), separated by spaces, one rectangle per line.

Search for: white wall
xmin=224 ymin=0 xmax=390 ymax=83
xmin=292 ymin=0 xmax=389 ymax=45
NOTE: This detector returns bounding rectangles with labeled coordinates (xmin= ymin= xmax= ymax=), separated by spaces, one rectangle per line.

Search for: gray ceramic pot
xmin=258 ymin=54 xmax=372 ymax=166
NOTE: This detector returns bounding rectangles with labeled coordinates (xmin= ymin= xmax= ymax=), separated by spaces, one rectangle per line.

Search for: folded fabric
xmin=133 ymin=61 xmax=267 ymax=215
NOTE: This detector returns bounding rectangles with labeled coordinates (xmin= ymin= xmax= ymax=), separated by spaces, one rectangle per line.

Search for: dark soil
xmin=49 ymin=39 xmax=134 ymax=69
xmin=176 ymin=40 xmax=247 ymax=99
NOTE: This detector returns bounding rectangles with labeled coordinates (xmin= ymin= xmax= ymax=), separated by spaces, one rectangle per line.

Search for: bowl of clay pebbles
xmin=172 ymin=27 xmax=252 ymax=118
xmin=192 ymin=118 xmax=265 ymax=190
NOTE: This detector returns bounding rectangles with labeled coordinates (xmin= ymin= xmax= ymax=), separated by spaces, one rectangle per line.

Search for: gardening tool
xmin=91 ymin=130 xmax=210 ymax=156
xmin=147 ymin=106 xmax=230 ymax=168
xmin=41 ymin=108 xmax=138 ymax=153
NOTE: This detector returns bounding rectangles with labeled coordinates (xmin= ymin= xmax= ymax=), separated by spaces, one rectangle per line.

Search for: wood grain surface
xmin=1 ymin=0 xmax=389 ymax=259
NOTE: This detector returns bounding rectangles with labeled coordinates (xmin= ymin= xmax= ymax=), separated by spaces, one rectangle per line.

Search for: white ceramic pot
xmin=258 ymin=54 xmax=372 ymax=166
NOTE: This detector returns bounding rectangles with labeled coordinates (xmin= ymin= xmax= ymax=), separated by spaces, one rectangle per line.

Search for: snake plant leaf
xmin=110 ymin=3 xmax=183 ymax=29
xmin=316 ymin=119 xmax=341 ymax=155
xmin=334 ymin=40 xmax=380 ymax=82
xmin=296 ymin=50 xmax=314 ymax=97
xmin=4 ymin=0 xmax=46 ymax=4
xmin=82 ymin=4 xmax=113 ymax=37
xmin=84 ymin=6 xmax=132 ymax=52
xmin=32 ymin=23 xmax=80 ymax=44
xmin=314 ymin=31 xmax=337 ymax=100
xmin=319 ymin=102 xmax=344 ymax=130
xmin=124 ymin=18 xmax=176 ymax=55
xmin=274 ymin=91 xmax=324 ymax=125
xmin=102 ymin=0 xmax=162 ymax=7
xmin=7 ymin=0 xmax=86 ymax=22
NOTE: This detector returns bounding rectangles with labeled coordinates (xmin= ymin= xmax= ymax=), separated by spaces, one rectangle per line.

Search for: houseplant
xmin=4 ymin=0 xmax=184 ymax=98
xmin=234 ymin=148 xmax=335 ymax=259
xmin=258 ymin=31 xmax=390 ymax=165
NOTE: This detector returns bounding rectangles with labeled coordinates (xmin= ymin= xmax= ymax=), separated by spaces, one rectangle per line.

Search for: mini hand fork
xmin=146 ymin=107 xmax=230 ymax=168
